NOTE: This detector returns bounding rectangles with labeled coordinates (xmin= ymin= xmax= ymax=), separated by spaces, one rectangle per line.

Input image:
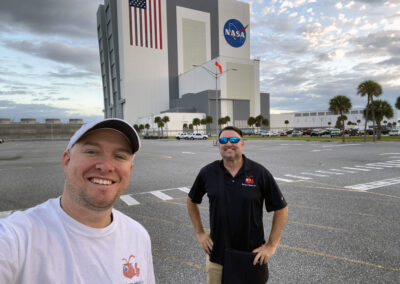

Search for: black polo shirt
xmin=189 ymin=155 xmax=287 ymax=265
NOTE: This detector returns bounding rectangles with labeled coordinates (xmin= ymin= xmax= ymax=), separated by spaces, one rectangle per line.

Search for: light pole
xmin=193 ymin=61 xmax=237 ymax=144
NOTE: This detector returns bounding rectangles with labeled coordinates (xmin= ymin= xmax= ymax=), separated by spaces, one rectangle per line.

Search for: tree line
xmin=329 ymin=80 xmax=400 ymax=142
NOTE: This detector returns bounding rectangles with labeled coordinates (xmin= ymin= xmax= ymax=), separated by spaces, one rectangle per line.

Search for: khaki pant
xmin=206 ymin=255 xmax=223 ymax=284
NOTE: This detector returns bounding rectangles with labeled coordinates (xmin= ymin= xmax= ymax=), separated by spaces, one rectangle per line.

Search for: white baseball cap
xmin=66 ymin=118 xmax=140 ymax=154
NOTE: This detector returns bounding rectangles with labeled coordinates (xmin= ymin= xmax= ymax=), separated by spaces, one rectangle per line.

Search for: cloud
xmin=0 ymin=0 xmax=102 ymax=38
xmin=3 ymin=40 xmax=100 ymax=74
xmin=0 ymin=100 xmax=103 ymax=123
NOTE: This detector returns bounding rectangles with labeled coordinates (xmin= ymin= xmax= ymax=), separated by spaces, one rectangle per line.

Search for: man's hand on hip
xmin=196 ymin=232 xmax=213 ymax=255
xmin=252 ymin=243 xmax=277 ymax=265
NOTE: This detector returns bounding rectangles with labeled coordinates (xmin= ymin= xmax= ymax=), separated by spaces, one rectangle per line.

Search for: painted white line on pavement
xmin=120 ymin=195 xmax=140 ymax=206
xmin=150 ymin=191 xmax=173 ymax=201
xmin=275 ymin=178 xmax=294 ymax=183
xmin=345 ymin=177 xmax=400 ymax=191
xmin=178 ymin=187 xmax=190 ymax=193
xmin=330 ymin=168 xmax=356 ymax=173
xmin=379 ymin=153 xmax=400 ymax=155
xmin=342 ymin=167 xmax=370 ymax=172
xmin=284 ymin=174 xmax=312 ymax=180
xmin=301 ymin=172 xmax=328 ymax=177
xmin=315 ymin=170 xmax=343 ymax=175
xmin=0 ymin=211 xmax=12 ymax=218
xmin=354 ymin=165 xmax=383 ymax=170
xmin=182 ymin=152 xmax=196 ymax=155
xmin=366 ymin=163 xmax=395 ymax=168
xmin=322 ymin=144 xmax=361 ymax=148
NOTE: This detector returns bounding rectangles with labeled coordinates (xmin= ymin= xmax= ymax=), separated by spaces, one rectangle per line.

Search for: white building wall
xmin=117 ymin=0 xmax=170 ymax=125
xmin=137 ymin=112 xmax=206 ymax=136
xmin=218 ymin=0 xmax=250 ymax=59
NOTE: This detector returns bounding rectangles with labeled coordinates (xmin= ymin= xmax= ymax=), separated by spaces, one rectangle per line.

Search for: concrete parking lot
xmin=1 ymin=139 xmax=399 ymax=283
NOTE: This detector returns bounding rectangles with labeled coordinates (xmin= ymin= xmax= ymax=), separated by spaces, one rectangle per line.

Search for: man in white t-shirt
xmin=0 ymin=118 xmax=156 ymax=284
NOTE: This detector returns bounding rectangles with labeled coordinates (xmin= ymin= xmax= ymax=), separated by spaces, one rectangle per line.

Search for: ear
xmin=130 ymin=162 xmax=134 ymax=172
xmin=62 ymin=150 xmax=71 ymax=173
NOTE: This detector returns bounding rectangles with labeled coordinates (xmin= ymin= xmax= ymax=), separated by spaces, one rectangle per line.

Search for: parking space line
xmin=342 ymin=167 xmax=370 ymax=171
xmin=366 ymin=163 xmax=394 ymax=168
xmin=355 ymin=165 xmax=383 ymax=170
xmin=284 ymin=174 xmax=312 ymax=180
xmin=315 ymin=170 xmax=343 ymax=175
xmin=275 ymin=177 xmax=294 ymax=182
xmin=288 ymin=221 xmax=349 ymax=232
xmin=330 ymin=168 xmax=356 ymax=173
xmin=178 ymin=187 xmax=190 ymax=193
xmin=120 ymin=195 xmax=140 ymax=206
xmin=279 ymin=244 xmax=400 ymax=272
xmin=344 ymin=177 xmax=400 ymax=191
xmin=0 ymin=211 xmax=12 ymax=218
xmin=301 ymin=172 xmax=328 ymax=177
xmin=150 ymin=191 xmax=173 ymax=200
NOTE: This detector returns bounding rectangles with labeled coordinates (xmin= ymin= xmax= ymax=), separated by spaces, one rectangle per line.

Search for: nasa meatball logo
xmin=223 ymin=19 xmax=248 ymax=48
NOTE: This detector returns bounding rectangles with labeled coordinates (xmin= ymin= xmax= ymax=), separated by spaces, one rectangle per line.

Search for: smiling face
xmin=218 ymin=129 xmax=244 ymax=162
xmin=62 ymin=129 xmax=134 ymax=212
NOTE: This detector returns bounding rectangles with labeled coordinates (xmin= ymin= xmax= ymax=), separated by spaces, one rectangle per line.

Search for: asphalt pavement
xmin=0 ymin=139 xmax=399 ymax=283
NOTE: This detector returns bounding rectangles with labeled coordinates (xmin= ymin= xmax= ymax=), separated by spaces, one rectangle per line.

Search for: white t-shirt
xmin=0 ymin=197 xmax=155 ymax=284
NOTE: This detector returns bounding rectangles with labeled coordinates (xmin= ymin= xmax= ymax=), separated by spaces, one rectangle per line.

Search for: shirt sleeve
xmin=188 ymin=169 xmax=206 ymax=204
xmin=0 ymin=220 xmax=20 ymax=284
xmin=261 ymin=169 xmax=287 ymax=212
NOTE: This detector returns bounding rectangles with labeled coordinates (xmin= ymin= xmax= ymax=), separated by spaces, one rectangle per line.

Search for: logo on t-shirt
xmin=245 ymin=176 xmax=254 ymax=184
xmin=122 ymin=254 xmax=140 ymax=279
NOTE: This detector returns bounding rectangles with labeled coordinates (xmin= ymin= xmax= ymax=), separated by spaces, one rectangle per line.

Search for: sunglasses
xmin=219 ymin=137 xmax=241 ymax=144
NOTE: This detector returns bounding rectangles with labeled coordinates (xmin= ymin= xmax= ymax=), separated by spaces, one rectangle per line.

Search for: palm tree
xmin=262 ymin=118 xmax=269 ymax=129
xmin=396 ymin=96 xmax=400 ymax=110
xmin=247 ymin=117 xmax=256 ymax=129
xmin=284 ymin=120 xmax=289 ymax=129
xmin=183 ymin=123 xmax=188 ymax=132
xmin=139 ymin=124 xmax=144 ymax=134
xmin=363 ymin=100 xmax=394 ymax=140
xmin=357 ymin=80 xmax=382 ymax=142
xmin=328 ymin=121 xmax=332 ymax=127
xmin=188 ymin=124 xmax=193 ymax=132
xmin=205 ymin=116 xmax=213 ymax=135
xmin=200 ymin=119 xmax=207 ymax=134
xmin=224 ymin=116 xmax=231 ymax=126
xmin=162 ymin=116 xmax=170 ymax=136
xmin=329 ymin=95 xmax=352 ymax=142
xmin=133 ymin=124 xmax=139 ymax=132
xmin=218 ymin=117 xmax=226 ymax=127
xmin=192 ymin=118 xmax=200 ymax=132
xmin=145 ymin=123 xmax=150 ymax=135
xmin=255 ymin=115 xmax=264 ymax=129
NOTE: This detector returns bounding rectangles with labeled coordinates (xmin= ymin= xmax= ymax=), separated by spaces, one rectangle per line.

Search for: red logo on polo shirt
xmin=245 ymin=176 xmax=254 ymax=184
xmin=122 ymin=254 xmax=140 ymax=279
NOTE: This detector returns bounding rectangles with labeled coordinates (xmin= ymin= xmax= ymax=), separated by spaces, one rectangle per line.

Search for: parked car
xmin=302 ymin=129 xmax=312 ymax=136
xmin=349 ymin=129 xmax=359 ymax=136
xmin=330 ymin=129 xmax=341 ymax=137
xmin=176 ymin=133 xmax=189 ymax=140
xmin=359 ymin=129 xmax=374 ymax=135
xmin=261 ymin=131 xmax=278 ymax=137
xmin=291 ymin=130 xmax=303 ymax=137
xmin=241 ymin=129 xmax=255 ymax=136
xmin=319 ymin=129 xmax=331 ymax=136
xmin=286 ymin=129 xmax=294 ymax=135
xmin=310 ymin=129 xmax=322 ymax=136
xmin=279 ymin=131 xmax=287 ymax=136
xmin=389 ymin=129 xmax=400 ymax=136
xmin=190 ymin=133 xmax=208 ymax=140
xmin=381 ymin=128 xmax=391 ymax=135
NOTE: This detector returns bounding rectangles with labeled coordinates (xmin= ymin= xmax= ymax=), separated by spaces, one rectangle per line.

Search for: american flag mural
xmin=129 ymin=0 xmax=163 ymax=49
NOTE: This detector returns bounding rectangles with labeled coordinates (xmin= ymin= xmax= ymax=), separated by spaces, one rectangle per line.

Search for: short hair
xmin=218 ymin=126 xmax=243 ymax=138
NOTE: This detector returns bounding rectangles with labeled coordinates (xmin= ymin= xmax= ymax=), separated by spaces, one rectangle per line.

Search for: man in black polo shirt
xmin=187 ymin=126 xmax=288 ymax=284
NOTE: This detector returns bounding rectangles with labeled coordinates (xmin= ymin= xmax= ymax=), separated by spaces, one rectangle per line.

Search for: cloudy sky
xmin=0 ymin=0 xmax=399 ymax=122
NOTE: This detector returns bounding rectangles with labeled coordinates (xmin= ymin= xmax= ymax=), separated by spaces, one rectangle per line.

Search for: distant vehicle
xmin=0 ymin=138 xmax=4 ymax=143
xmin=286 ymin=129 xmax=294 ymax=135
xmin=330 ymin=129 xmax=341 ymax=137
xmin=241 ymin=129 xmax=255 ymax=136
xmin=319 ymin=129 xmax=331 ymax=136
xmin=302 ymin=129 xmax=312 ymax=136
xmin=176 ymin=133 xmax=189 ymax=140
xmin=261 ymin=131 xmax=278 ymax=137
xmin=381 ymin=128 xmax=390 ymax=135
xmin=388 ymin=129 xmax=400 ymax=136
xmin=310 ymin=129 xmax=322 ymax=136
xmin=291 ymin=130 xmax=303 ymax=137
xmin=279 ymin=131 xmax=287 ymax=137
xmin=359 ymin=129 xmax=374 ymax=135
xmin=190 ymin=133 xmax=208 ymax=140
xmin=348 ymin=129 xmax=359 ymax=136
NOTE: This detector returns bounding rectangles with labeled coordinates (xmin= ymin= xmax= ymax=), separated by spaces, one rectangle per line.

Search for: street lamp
xmin=193 ymin=61 xmax=237 ymax=144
